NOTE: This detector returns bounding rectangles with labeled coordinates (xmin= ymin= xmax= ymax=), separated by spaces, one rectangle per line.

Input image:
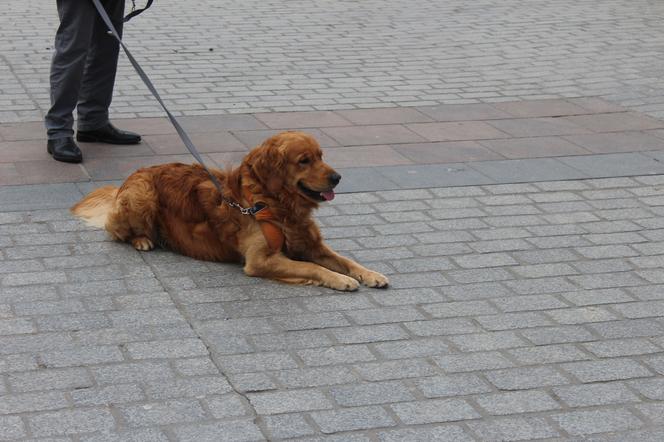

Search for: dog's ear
xmin=244 ymin=135 xmax=287 ymax=194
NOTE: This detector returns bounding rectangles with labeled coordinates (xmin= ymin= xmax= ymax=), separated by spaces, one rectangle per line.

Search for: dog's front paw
xmin=358 ymin=270 xmax=389 ymax=288
xmin=328 ymin=274 xmax=360 ymax=292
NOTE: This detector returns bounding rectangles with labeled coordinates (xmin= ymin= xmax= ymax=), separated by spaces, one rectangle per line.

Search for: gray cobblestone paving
xmin=1 ymin=176 xmax=664 ymax=440
xmin=2 ymin=0 xmax=664 ymax=123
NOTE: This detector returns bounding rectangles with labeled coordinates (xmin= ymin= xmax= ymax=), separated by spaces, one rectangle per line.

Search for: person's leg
xmin=76 ymin=0 xmax=125 ymax=131
xmin=44 ymin=0 xmax=96 ymax=140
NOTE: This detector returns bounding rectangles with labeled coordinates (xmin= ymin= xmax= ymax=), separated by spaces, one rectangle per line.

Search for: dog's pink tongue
xmin=321 ymin=190 xmax=335 ymax=201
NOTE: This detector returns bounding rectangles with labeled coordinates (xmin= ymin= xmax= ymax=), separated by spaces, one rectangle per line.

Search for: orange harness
xmin=242 ymin=188 xmax=284 ymax=253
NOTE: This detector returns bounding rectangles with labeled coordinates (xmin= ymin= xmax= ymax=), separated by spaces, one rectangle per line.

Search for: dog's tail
xmin=70 ymin=185 xmax=118 ymax=229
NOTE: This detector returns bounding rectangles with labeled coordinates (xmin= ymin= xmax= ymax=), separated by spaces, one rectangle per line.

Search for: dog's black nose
xmin=329 ymin=173 xmax=341 ymax=186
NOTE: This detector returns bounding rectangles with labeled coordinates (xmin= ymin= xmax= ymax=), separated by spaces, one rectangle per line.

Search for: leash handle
xmin=124 ymin=0 xmax=153 ymax=22
xmin=90 ymin=0 xmax=225 ymax=193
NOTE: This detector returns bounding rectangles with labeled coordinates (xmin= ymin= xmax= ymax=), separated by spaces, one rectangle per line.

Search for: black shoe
xmin=47 ymin=137 xmax=83 ymax=163
xmin=77 ymin=123 xmax=141 ymax=145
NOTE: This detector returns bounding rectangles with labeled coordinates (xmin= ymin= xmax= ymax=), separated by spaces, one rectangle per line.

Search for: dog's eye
xmin=299 ymin=157 xmax=311 ymax=165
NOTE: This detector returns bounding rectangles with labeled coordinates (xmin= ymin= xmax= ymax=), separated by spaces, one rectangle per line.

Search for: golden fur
xmin=71 ymin=131 xmax=388 ymax=291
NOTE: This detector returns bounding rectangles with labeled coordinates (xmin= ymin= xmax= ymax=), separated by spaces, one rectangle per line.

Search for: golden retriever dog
xmin=71 ymin=131 xmax=388 ymax=291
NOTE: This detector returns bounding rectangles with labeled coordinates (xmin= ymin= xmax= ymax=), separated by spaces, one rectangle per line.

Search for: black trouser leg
xmin=44 ymin=0 xmax=99 ymax=139
xmin=77 ymin=0 xmax=125 ymax=131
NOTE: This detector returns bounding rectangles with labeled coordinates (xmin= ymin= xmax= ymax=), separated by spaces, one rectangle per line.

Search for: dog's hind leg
xmin=131 ymin=236 xmax=154 ymax=251
xmin=105 ymin=172 xmax=159 ymax=251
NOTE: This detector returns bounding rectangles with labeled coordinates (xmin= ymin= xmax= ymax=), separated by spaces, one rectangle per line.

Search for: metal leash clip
xmin=225 ymin=200 xmax=266 ymax=216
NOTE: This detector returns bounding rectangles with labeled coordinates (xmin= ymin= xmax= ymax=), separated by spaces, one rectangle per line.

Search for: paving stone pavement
xmin=2 ymin=0 xmax=664 ymax=122
xmin=2 ymin=0 xmax=664 ymax=439
xmin=1 ymin=174 xmax=664 ymax=440
xmin=4 ymin=98 xmax=664 ymax=189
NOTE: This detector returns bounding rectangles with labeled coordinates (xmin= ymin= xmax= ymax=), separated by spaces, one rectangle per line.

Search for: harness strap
xmin=243 ymin=189 xmax=285 ymax=254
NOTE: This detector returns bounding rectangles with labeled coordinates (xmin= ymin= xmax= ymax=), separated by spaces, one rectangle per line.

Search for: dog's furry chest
xmin=280 ymin=221 xmax=322 ymax=258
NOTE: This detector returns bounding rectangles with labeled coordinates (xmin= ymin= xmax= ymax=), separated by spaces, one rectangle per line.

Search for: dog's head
xmin=244 ymin=131 xmax=340 ymax=203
